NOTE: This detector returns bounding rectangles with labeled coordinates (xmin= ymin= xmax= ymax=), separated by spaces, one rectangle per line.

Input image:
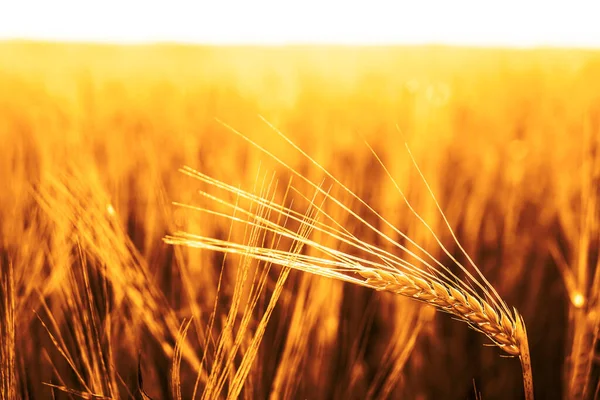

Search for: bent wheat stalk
xmin=165 ymin=118 xmax=534 ymax=399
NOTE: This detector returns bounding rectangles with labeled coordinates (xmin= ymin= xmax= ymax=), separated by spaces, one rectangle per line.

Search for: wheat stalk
xmin=165 ymin=117 xmax=534 ymax=399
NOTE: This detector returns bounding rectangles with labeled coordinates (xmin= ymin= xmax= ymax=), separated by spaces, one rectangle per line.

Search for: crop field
xmin=1 ymin=41 xmax=600 ymax=399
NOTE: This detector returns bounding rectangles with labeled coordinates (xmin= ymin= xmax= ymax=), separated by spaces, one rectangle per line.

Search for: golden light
xmin=0 ymin=0 xmax=599 ymax=47
xmin=572 ymin=292 xmax=586 ymax=309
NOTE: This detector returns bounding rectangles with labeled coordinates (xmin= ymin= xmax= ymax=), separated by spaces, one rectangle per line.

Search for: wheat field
xmin=1 ymin=41 xmax=600 ymax=399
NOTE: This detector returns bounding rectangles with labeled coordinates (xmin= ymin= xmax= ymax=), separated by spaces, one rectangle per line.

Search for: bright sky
xmin=1 ymin=0 xmax=600 ymax=47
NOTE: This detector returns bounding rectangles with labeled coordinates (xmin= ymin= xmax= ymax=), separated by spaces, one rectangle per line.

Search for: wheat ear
xmin=362 ymin=266 xmax=533 ymax=397
xmin=166 ymin=118 xmax=534 ymax=399
xmin=358 ymin=269 xmax=520 ymax=356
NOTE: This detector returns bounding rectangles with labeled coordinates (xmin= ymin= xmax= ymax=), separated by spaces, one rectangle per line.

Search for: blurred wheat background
xmin=1 ymin=41 xmax=600 ymax=399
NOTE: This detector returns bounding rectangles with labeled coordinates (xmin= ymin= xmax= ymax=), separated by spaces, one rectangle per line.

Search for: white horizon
xmin=1 ymin=0 xmax=600 ymax=48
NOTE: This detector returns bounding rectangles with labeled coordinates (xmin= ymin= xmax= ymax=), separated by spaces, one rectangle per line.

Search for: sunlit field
xmin=1 ymin=41 xmax=600 ymax=399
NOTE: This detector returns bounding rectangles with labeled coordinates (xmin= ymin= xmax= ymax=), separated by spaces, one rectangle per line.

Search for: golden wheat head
xmin=165 ymin=118 xmax=534 ymax=399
